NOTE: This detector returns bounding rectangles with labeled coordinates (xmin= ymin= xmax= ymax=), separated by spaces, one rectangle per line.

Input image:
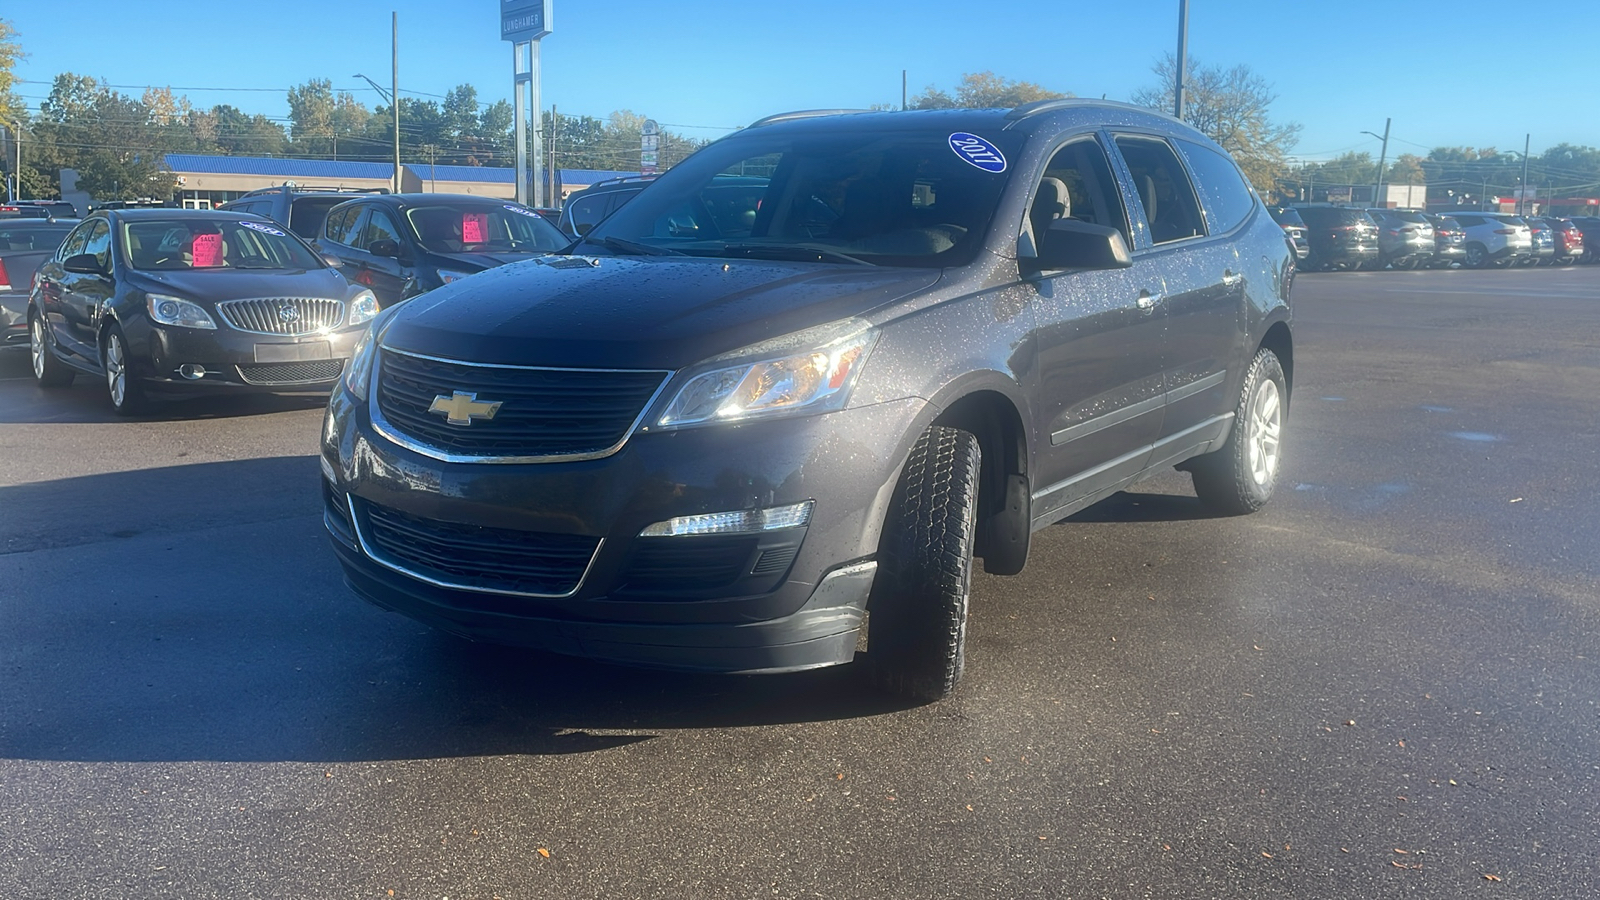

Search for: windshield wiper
xmin=585 ymin=235 xmax=683 ymax=256
xmin=714 ymin=243 xmax=871 ymax=266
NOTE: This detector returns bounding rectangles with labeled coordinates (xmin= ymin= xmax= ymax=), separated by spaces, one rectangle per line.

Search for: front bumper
xmin=322 ymin=384 xmax=929 ymax=672
xmin=126 ymin=318 xmax=364 ymax=390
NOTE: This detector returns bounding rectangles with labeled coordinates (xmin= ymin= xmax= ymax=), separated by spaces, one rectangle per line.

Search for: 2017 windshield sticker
xmin=239 ymin=221 xmax=286 ymax=236
xmin=504 ymin=204 xmax=537 ymax=217
xmin=949 ymin=133 xmax=1007 ymax=173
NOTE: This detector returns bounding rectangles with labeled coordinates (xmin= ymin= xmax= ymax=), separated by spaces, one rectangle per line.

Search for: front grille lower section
xmin=217 ymin=297 xmax=345 ymax=336
xmin=374 ymin=349 xmax=669 ymax=460
xmin=356 ymin=499 xmax=600 ymax=597
xmin=237 ymin=359 xmax=345 ymax=385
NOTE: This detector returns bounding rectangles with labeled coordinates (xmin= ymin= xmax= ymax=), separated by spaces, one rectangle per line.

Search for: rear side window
xmin=1114 ymin=136 xmax=1205 ymax=244
xmin=1454 ymin=215 xmax=1483 ymax=227
xmin=1175 ymin=139 xmax=1255 ymax=234
xmin=289 ymin=198 xmax=342 ymax=238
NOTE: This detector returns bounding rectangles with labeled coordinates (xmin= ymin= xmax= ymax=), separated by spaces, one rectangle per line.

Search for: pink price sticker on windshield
xmin=461 ymin=212 xmax=488 ymax=244
xmin=191 ymin=233 xmax=223 ymax=267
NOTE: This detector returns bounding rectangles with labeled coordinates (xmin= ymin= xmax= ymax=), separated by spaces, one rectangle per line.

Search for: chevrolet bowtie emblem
xmin=428 ymin=391 xmax=503 ymax=426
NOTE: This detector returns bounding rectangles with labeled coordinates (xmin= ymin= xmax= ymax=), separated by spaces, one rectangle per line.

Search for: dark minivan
xmin=317 ymin=194 xmax=570 ymax=307
xmin=1295 ymin=207 xmax=1380 ymax=271
xmin=322 ymin=102 xmax=1295 ymax=700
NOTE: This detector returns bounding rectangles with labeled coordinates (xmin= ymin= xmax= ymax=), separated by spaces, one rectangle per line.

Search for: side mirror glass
xmin=368 ymin=239 xmax=400 ymax=259
xmin=1033 ymin=219 xmax=1133 ymax=270
xmin=63 ymin=253 xmax=106 ymax=275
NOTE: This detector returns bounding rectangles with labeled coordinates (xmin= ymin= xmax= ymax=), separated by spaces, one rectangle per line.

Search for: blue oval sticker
xmin=949 ymin=133 xmax=1007 ymax=173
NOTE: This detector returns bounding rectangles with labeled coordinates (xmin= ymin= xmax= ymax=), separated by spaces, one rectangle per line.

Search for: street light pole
xmin=1520 ymin=133 xmax=1531 ymax=216
xmin=1362 ymin=118 xmax=1391 ymax=207
xmin=392 ymin=12 xmax=401 ymax=194
xmin=1173 ymin=0 xmax=1189 ymax=120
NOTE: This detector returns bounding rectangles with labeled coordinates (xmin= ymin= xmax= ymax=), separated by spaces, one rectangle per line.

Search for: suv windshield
xmin=585 ymin=128 xmax=1024 ymax=267
xmin=405 ymin=203 xmax=569 ymax=254
xmin=123 ymin=218 xmax=324 ymax=271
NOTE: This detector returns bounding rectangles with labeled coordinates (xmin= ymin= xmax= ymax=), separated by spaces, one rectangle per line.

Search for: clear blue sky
xmin=8 ymin=0 xmax=1598 ymax=161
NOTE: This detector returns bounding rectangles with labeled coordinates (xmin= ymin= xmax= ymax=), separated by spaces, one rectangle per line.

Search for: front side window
xmin=1114 ymin=135 xmax=1206 ymax=244
xmin=122 ymin=219 xmax=324 ymax=271
xmin=566 ymin=192 xmax=616 ymax=236
xmin=405 ymin=203 xmax=568 ymax=254
xmin=589 ymin=128 xmax=1023 ymax=267
xmin=58 ymin=221 xmax=93 ymax=260
xmin=81 ymin=222 xmax=112 ymax=270
xmin=1029 ymin=137 xmax=1129 ymax=244
xmin=359 ymin=209 xmax=403 ymax=251
xmin=1175 ymin=139 xmax=1256 ymax=234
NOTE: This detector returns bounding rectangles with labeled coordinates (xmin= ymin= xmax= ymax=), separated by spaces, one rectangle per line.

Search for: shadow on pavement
xmin=0 ymin=458 xmax=915 ymax=764
xmin=1062 ymin=486 xmax=1230 ymax=523
xmin=0 ymin=354 xmax=330 ymax=424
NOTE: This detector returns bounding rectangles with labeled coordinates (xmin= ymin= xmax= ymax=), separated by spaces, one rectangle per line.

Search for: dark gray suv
xmin=322 ymin=102 xmax=1295 ymax=700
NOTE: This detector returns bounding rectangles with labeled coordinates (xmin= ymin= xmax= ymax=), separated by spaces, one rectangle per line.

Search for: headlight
xmin=435 ymin=268 xmax=476 ymax=286
xmin=344 ymin=317 xmax=380 ymax=397
xmin=146 ymin=293 xmax=217 ymax=330
xmin=654 ymin=318 xmax=878 ymax=429
xmin=347 ymin=289 xmax=379 ymax=327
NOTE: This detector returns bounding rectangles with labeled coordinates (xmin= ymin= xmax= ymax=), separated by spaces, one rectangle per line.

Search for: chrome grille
xmin=216 ymin=298 xmax=345 ymax=336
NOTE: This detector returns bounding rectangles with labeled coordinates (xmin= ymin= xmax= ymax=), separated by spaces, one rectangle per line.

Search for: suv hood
xmin=133 ymin=267 xmax=351 ymax=303
xmin=428 ymin=250 xmax=550 ymax=271
xmin=381 ymin=256 xmax=943 ymax=368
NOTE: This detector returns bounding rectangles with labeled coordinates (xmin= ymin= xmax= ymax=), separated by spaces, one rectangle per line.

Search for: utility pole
xmin=392 ymin=12 xmax=401 ymax=194
xmin=547 ymin=104 xmax=558 ymax=205
xmin=1520 ymin=133 xmax=1531 ymax=216
xmin=1173 ymin=0 xmax=1189 ymax=120
xmin=11 ymin=121 xmax=19 ymax=201
xmin=902 ymin=69 xmax=907 ymax=111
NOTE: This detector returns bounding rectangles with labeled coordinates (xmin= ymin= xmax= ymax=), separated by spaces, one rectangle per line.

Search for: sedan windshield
xmin=586 ymin=128 xmax=1023 ymax=267
xmin=123 ymin=219 xmax=324 ymax=271
xmin=404 ymin=203 xmax=569 ymax=254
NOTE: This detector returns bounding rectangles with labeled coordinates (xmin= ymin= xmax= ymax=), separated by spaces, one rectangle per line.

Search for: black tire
xmin=1188 ymin=348 xmax=1286 ymax=516
xmin=102 ymin=326 xmax=151 ymax=416
xmin=1464 ymin=243 xmax=1489 ymax=269
xmin=28 ymin=312 xmax=74 ymax=388
xmin=864 ymin=425 xmax=981 ymax=702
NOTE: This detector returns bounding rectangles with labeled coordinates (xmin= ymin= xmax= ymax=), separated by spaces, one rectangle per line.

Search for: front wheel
xmin=864 ymin=425 xmax=981 ymax=702
xmin=29 ymin=313 xmax=74 ymax=387
xmin=1188 ymin=348 xmax=1286 ymax=516
xmin=103 ymin=327 xmax=151 ymax=416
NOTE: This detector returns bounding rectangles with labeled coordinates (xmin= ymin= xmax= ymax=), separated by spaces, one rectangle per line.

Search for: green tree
xmin=29 ymin=73 xmax=174 ymax=200
xmin=1132 ymin=55 xmax=1300 ymax=194
xmin=208 ymin=104 xmax=288 ymax=156
xmin=1387 ymin=153 xmax=1426 ymax=184
xmin=286 ymin=78 xmax=363 ymax=158
xmin=910 ymin=71 xmax=1070 ymax=110
xmin=0 ymin=18 xmax=25 ymax=123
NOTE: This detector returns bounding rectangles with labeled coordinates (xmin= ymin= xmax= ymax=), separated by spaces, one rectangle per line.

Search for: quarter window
xmin=1175 ymin=139 xmax=1256 ymax=234
xmin=1114 ymin=136 xmax=1206 ymax=244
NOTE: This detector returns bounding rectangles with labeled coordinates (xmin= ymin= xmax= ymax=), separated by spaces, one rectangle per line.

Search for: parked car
xmin=27 ymin=209 xmax=377 ymax=414
xmin=315 ymin=194 xmax=570 ymax=308
xmin=556 ymin=175 xmax=658 ymax=237
xmin=1422 ymin=214 xmax=1466 ymax=268
xmin=1268 ymin=206 xmax=1310 ymax=260
xmin=1449 ymin=212 xmax=1533 ymax=268
xmin=1 ymin=200 xmax=78 ymax=219
xmin=220 ymin=186 xmax=387 ymax=241
xmin=1569 ymin=217 xmax=1600 ymax=264
xmin=1 ymin=218 xmax=79 ymax=350
xmin=1363 ymin=208 xmax=1435 ymax=269
xmin=1523 ymin=217 xmax=1557 ymax=266
xmin=1295 ymin=207 xmax=1380 ymax=271
xmin=1529 ymin=217 xmax=1583 ymax=265
xmin=322 ymin=101 xmax=1295 ymax=701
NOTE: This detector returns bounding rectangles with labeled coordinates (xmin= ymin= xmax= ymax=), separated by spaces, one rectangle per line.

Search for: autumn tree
xmin=910 ymin=71 xmax=1070 ymax=109
xmin=1132 ymin=55 xmax=1300 ymax=194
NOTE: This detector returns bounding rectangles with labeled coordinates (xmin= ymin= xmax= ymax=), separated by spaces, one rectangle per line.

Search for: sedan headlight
xmin=435 ymin=268 xmax=476 ymax=286
xmin=146 ymin=293 xmax=217 ymax=330
xmin=344 ymin=316 xmax=382 ymax=397
xmin=654 ymin=318 xmax=878 ymax=429
xmin=347 ymin=289 xmax=379 ymax=327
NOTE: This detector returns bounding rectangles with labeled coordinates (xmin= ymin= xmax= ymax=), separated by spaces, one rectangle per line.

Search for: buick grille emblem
xmin=277 ymin=304 xmax=301 ymax=323
xmin=428 ymin=391 xmax=503 ymax=426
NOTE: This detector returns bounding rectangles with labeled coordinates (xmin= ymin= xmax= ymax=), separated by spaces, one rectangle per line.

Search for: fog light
xmin=179 ymin=364 xmax=207 ymax=380
xmin=639 ymin=501 xmax=814 ymax=537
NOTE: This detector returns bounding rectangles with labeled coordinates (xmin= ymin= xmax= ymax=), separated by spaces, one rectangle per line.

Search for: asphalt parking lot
xmin=2 ymin=266 xmax=1597 ymax=899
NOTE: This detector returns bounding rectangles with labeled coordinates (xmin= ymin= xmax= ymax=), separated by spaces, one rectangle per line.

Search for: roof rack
xmin=747 ymin=109 xmax=876 ymax=129
xmin=1005 ymin=98 xmax=1165 ymax=121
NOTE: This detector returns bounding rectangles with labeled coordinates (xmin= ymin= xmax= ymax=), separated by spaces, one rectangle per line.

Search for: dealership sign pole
xmin=504 ymin=0 xmax=552 ymax=208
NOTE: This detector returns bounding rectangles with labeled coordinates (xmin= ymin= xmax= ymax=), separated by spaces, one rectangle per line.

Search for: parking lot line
xmin=1383 ymin=287 xmax=1598 ymax=299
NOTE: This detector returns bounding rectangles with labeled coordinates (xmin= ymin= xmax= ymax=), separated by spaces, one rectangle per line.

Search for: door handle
xmin=1136 ymin=291 xmax=1162 ymax=310
xmin=1222 ymin=270 xmax=1243 ymax=287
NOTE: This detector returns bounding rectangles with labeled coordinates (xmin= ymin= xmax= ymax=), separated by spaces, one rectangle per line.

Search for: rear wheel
xmin=1189 ymin=348 xmax=1286 ymax=516
xmin=103 ymin=327 xmax=151 ymax=416
xmin=1464 ymin=243 xmax=1489 ymax=268
xmin=864 ymin=425 xmax=981 ymax=702
xmin=29 ymin=313 xmax=74 ymax=388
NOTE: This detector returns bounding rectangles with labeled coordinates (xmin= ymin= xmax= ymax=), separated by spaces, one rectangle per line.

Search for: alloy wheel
xmin=30 ymin=317 xmax=46 ymax=381
xmin=1246 ymin=378 xmax=1281 ymax=487
xmin=105 ymin=333 xmax=126 ymax=407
